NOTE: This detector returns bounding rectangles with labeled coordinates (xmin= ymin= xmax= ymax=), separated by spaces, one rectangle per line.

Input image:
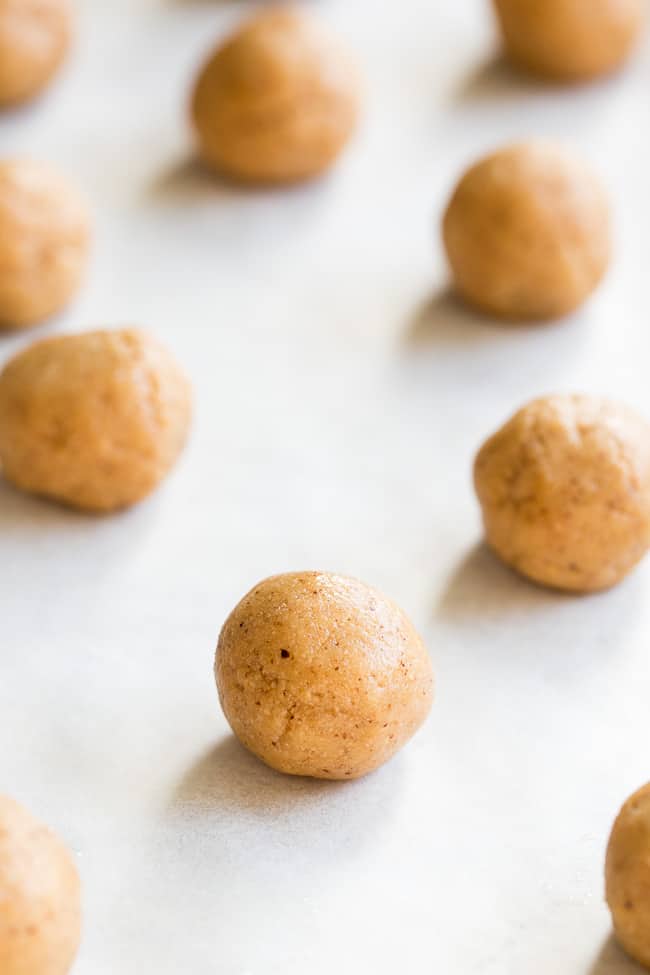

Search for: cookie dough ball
xmin=474 ymin=395 xmax=650 ymax=592
xmin=493 ymin=0 xmax=646 ymax=83
xmin=606 ymin=782 xmax=650 ymax=969
xmin=191 ymin=6 xmax=361 ymax=184
xmin=442 ymin=142 xmax=611 ymax=321
xmin=215 ymin=572 xmax=434 ymax=779
xmin=0 ymin=0 xmax=73 ymax=107
xmin=0 ymin=795 xmax=81 ymax=975
xmin=0 ymin=328 xmax=192 ymax=512
xmin=0 ymin=159 xmax=90 ymax=330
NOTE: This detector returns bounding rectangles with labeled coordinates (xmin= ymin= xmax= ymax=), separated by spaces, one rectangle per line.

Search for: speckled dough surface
xmin=191 ymin=5 xmax=360 ymax=185
xmin=215 ymin=572 xmax=434 ymax=780
xmin=606 ymin=782 xmax=650 ymax=969
xmin=0 ymin=328 xmax=192 ymax=512
xmin=0 ymin=0 xmax=72 ymax=107
xmin=493 ymin=0 xmax=646 ymax=82
xmin=474 ymin=395 xmax=650 ymax=592
xmin=0 ymin=795 xmax=81 ymax=975
xmin=442 ymin=142 xmax=611 ymax=321
xmin=0 ymin=159 xmax=90 ymax=330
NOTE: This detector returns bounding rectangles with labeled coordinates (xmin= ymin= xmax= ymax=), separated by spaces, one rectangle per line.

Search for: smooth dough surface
xmin=0 ymin=794 xmax=81 ymax=975
xmin=191 ymin=5 xmax=360 ymax=184
xmin=0 ymin=328 xmax=192 ymax=512
xmin=0 ymin=159 xmax=90 ymax=330
xmin=442 ymin=142 xmax=611 ymax=321
xmin=474 ymin=395 xmax=650 ymax=592
xmin=0 ymin=0 xmax=72 ymax=107
xmin=493 ymin=0 xmax=646 ymax=82
xmin=215 ymin=571 xmax=434 ymax=779
xmin=606 ymin=782 xmax=650 ymax=969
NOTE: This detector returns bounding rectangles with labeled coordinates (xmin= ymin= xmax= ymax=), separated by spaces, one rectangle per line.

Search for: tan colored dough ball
xmin=0 ymin=795 xmax=81 ymax=975
xmin=474 ymin=395 xmax=650 ymax=592
xmin=191 ymin=6 xmax=361 ymax=185
xmin=0 ymin=328 xmax=192 ymax=512
xmin=0 ymin=0 xmax=72 ymax=107
xmin=0 ymin=159 xmax=90 ymax=330
xmin=606 ymin=782 xmax=650 ymax=969
xmin=442 ymin=142 xmax=611 ymax=321
xmin=493 ymin=0 xmax=646 ymax=83
xmin=215 ymin=572 xmax=434 ymax=779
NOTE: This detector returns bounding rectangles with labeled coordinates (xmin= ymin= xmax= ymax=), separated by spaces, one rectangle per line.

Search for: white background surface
xmin=1 ymin=1 xmax=650 ymax=972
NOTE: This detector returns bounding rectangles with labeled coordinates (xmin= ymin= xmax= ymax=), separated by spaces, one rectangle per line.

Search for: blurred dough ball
xmin=0 ymin=794 xmax=81 ymax=975
xmin=215 ymin=571 xmax=434 ymax=779
xmin=606 ymin=782 xmax=650 ymax=969
xmin=0 ymin=328 xmax=192 ymax=512
xmin=493 ymin=0 xmax=646 ymax=82
xmin=0 ymin=0 xmax=73 ymax=107
xmin=474 ymin=395 xmax=650 ymax=592
xmin=442 ymin=142 xmax=611 ymax=321
xmin=191 ymin=5 xmax=361 ymax=184
xmin=0 ymin=159 xmax=90 ymax=330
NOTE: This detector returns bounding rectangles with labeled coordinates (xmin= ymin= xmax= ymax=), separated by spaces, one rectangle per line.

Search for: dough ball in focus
xmin=0 ymin=328 xmax=192 ymax=512
xmin=0 ymin=794 xmax=81 ymax=975
xmin=442 ymin=142 xmax=611 ymax=321
xmin=0 ymin=0 xmax=73 ymax=107
xmin=606 ymin=782 xmax=650 ymax=969
xmin=215 ymin=571 xmax=434 ymax=779
xmin=493 ymin=0 xmax=646 ymax=83
xmin=474 ymin=395 xmax=650 ymax=592
xmin=191 ymin=5 xmax=361 ymax=184
xmin=0 ymin=159 xmax=90 ymax=330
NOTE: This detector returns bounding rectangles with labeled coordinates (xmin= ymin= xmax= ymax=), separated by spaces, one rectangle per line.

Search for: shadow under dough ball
xmin=0 ymin=159 xmax=90 ymax=330
xmin=0 ymin=795 xmax=81 ymax=975
xmin=442 ymin=141 xmax=611 ymax=321
xmin=0 ymin=0 xmax=73 ymax=107
xmin=191 ymin=5 xmax=361 ymax=185
xmin=606 ymin=782 xmax=650 ymax=969
xmin=215 ymin=572 xmax=434 ymax=780
xmin=493 ymin=0 xmax=647 ymax=83
xmin=0 ymin=328 xmax=192 ymax=512
xmin=474 ymin=395 xmax=650 ymax=592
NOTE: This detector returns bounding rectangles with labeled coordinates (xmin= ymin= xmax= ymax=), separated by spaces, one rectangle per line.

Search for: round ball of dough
xmin=191 ymin=6 xmax=361 ymax=185
xmin=606 ymin=782 xmax=650 ymax=969
xmin=0 ymin=0 xmax=73 ymax=107
xmin=474 ymin=395 xmax=650 ymax=592
xmin=215 ymin=571 xmax=434 ymax=779
xmin=0 ymin=159 xmax=90 ymax=330
xmin=442 ymin=142 xmax=611 ymax=321
xmin=493 ymin=0 xmax=646 ymax=83
xmin=0 ymin=794 xmax=81 ymax=975
xmin=0 ymin=328 xmax=192 ymax=512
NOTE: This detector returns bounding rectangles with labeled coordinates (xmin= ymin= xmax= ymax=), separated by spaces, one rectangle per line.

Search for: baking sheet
xmin=2 ymin=1 xmax=650 ymax=972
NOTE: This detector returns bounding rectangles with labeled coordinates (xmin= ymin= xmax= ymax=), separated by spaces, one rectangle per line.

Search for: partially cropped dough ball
xmin=606 ymin=782 xmax=650 ymax=969
xmin=0 ymin=0 xmax=73 ymax=107
xmin=0 ymin=328 xmax=192 ymax=512
xmin=474 ymin=395 xmax=650 ymax=592
xmin=0 ymin=795 xmax=81 ymax=975
xmin=493 ymin=0 xmax=646 ymax=83
xmin=191 ymin=6 xmax=361 ymax=184
xmin=0 ymin=159 xmax=90 ymax=330
xmin=443 ymin=142 xmax=611 ymax=321
xmin=215 ymin=572 xmax=434 ymax=779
